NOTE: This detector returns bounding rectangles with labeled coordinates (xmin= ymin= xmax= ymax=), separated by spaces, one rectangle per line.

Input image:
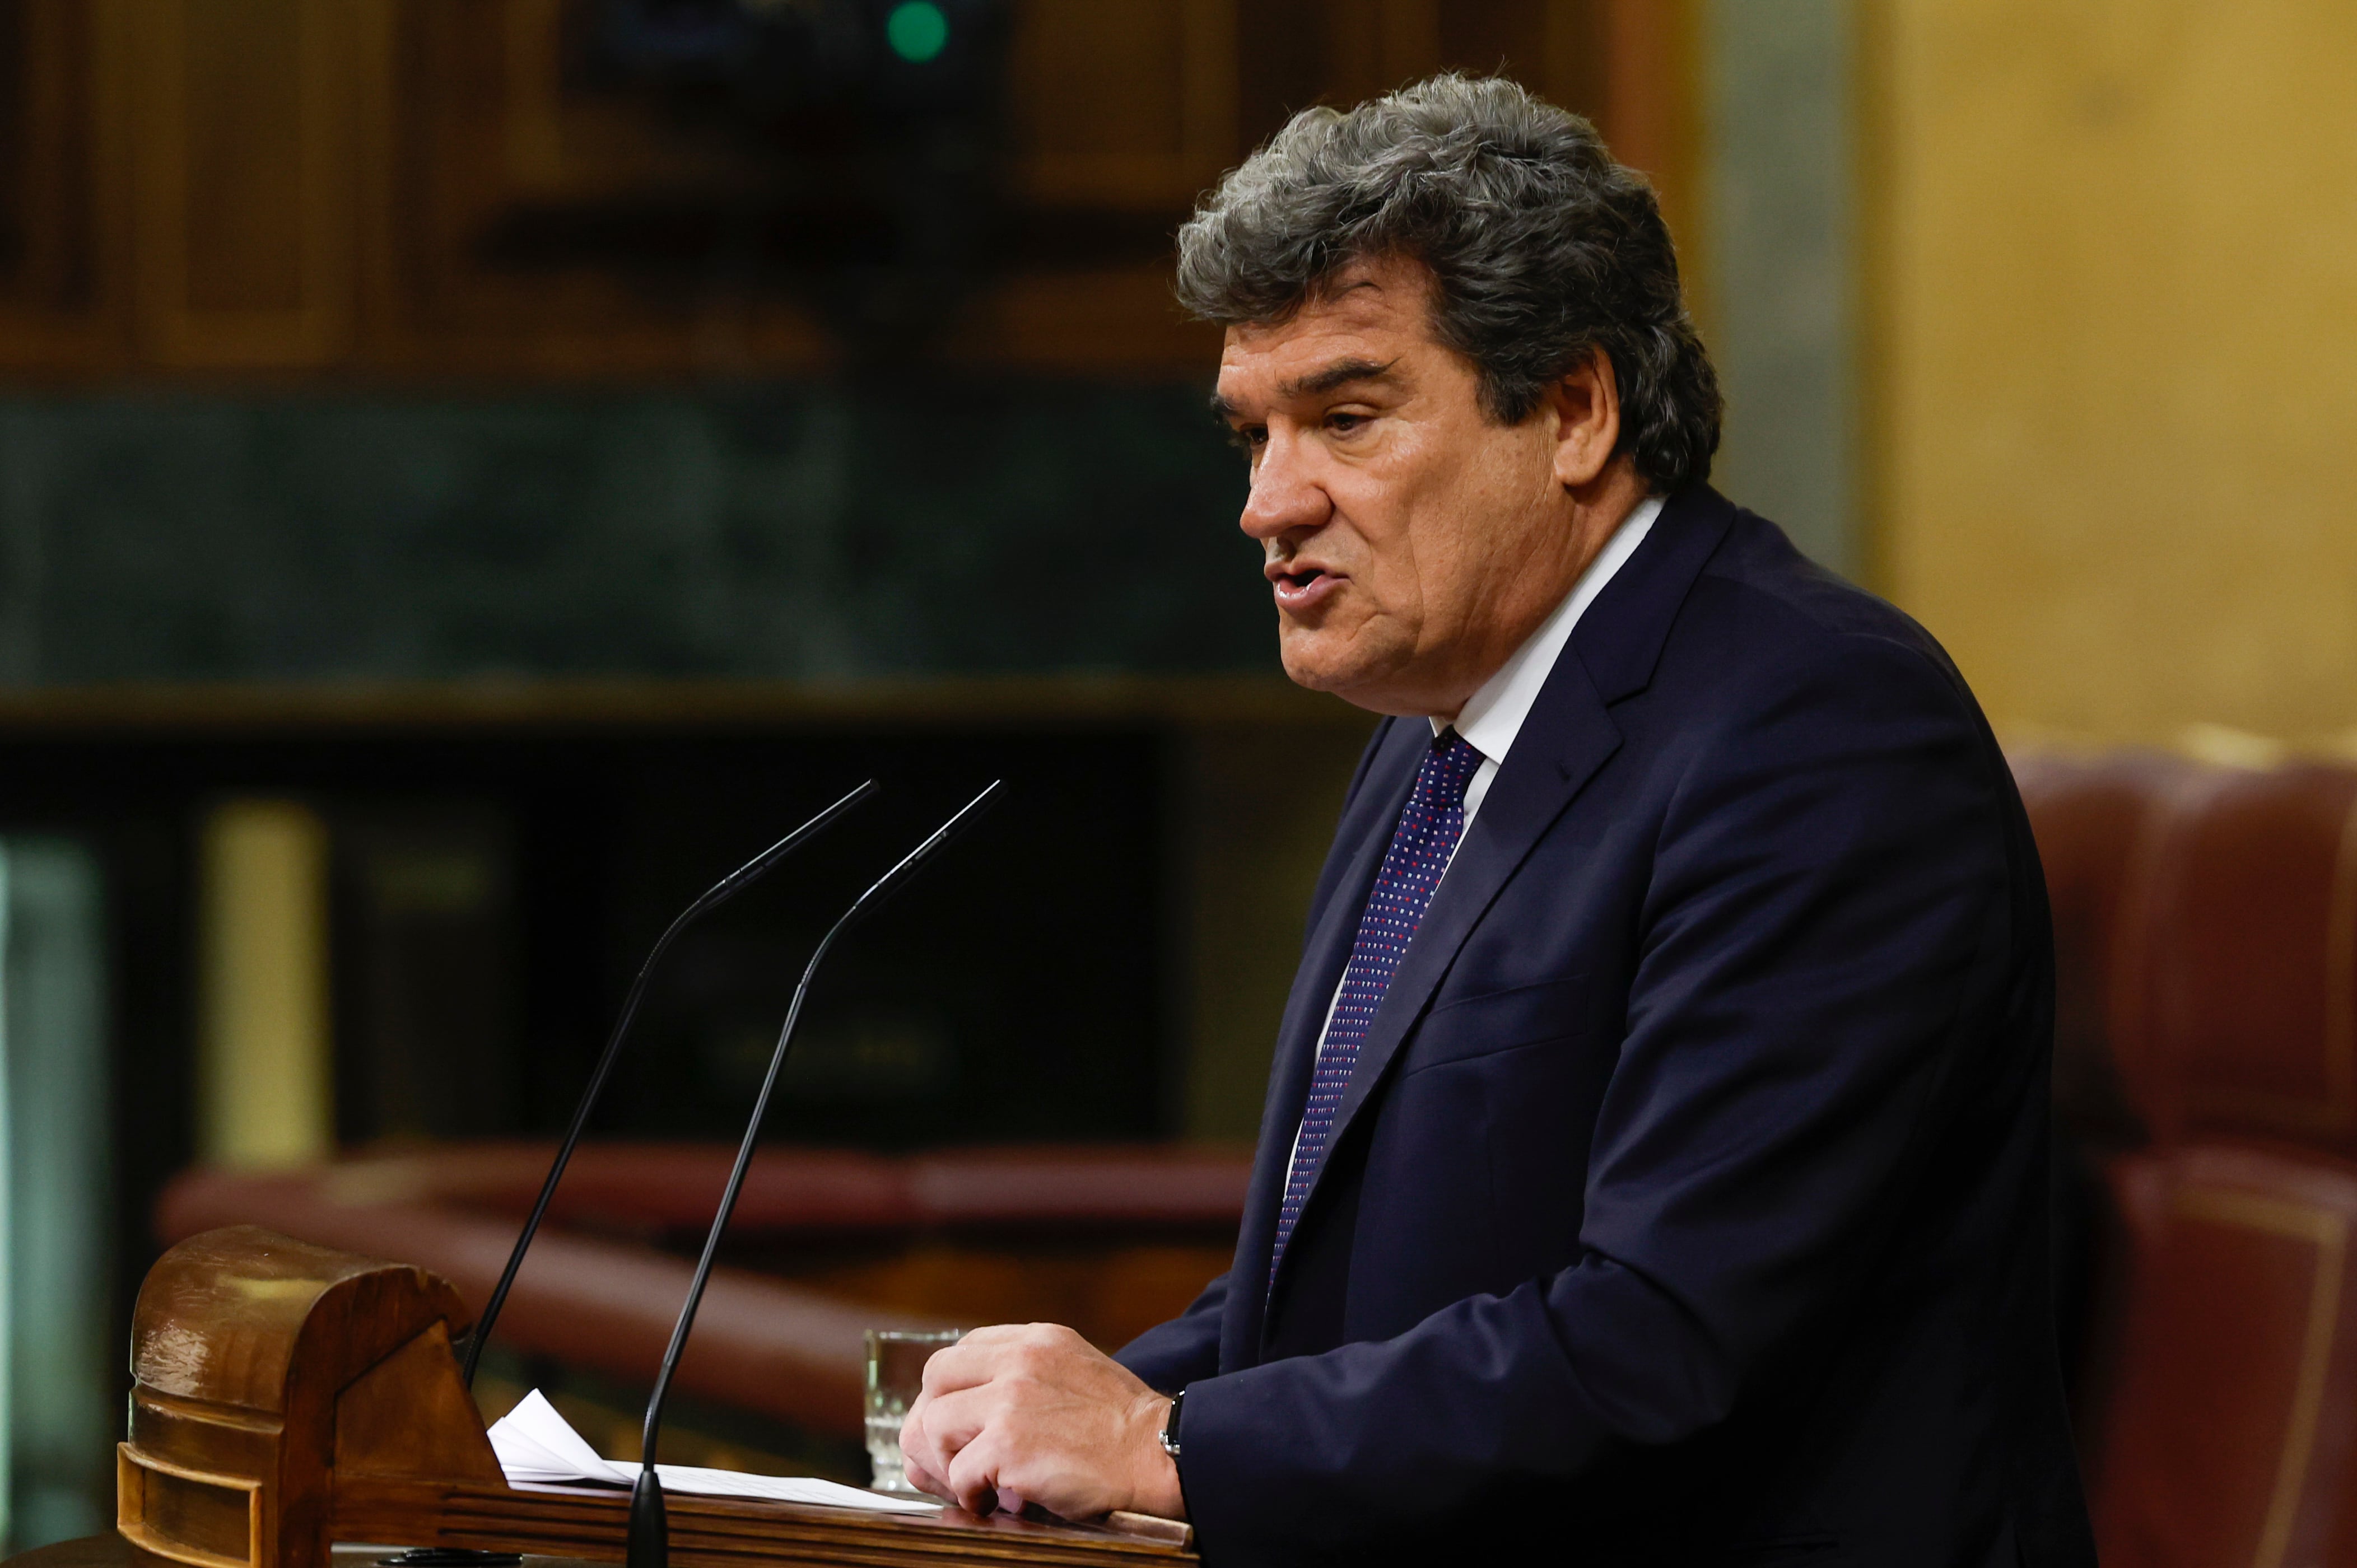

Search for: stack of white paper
xmin=487 ymin=1389 xmax=938 ymax=1516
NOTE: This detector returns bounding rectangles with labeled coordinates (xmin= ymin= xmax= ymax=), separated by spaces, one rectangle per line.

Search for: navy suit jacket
xmin=1117 ymin=487 xmax=2095 ymax=1565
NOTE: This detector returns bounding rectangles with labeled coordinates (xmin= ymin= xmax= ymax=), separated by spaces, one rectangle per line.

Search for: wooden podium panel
xmin=334 ymin=1479 xmax=1186 ymax=1568
xmin=116 ymin=1228 xmax=1194 ymax=1568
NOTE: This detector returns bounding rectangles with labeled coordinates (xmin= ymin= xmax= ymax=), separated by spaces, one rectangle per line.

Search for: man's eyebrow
xmin=1209 ymin=356 xmax=1403 ymax=424
xmin=1278 ymin=356 xmax=1399 ymax=400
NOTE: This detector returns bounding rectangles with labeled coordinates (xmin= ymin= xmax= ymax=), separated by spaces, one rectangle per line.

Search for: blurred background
xmin=3 ymin=0 xmax=2354 ymax=1558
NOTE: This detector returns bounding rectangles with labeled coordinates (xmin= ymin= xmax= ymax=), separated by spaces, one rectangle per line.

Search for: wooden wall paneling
xmin=348 ymin=0 xmax=402 ymax=370
xmin=485 ymin=0 xmax=827 ymax=375
xmin=943 ymin=267 xmax=1220 ymax=374
xmin=1540 ymin=0 xmax=1611 ymax=122
xmin=0 ymin=1 xmax=88 ymax=307
xmin=0 ymin=0 xmax=128 ymax=372
xmin=497 ymin=0 xmax=754 ymax=202
xmin=1589 ymin=0 xmax=1703 ymax=277
xmin=1012 ymin=0 xmax=1239 ymax=210
xmin=1319 ymin=0 xmax=1440 ymax=106
xmin=361 ymin=0 xmax=828 ymax=379
xmin=0 ymin=0 xmax=1699 ymax=382
xmin=1178 ymin=0 xmax=1242 ymax=202
xmin=1547 ymin=0 xmax=1709 ymax=307
xmin=1301 ymin=0 xmax=1698 ymax=232
xmin=367 ymin=0 xmax=597 ymax=371
xmin=1234 ymin=1 xmax=1599 ymax=155
xmin=121 ymin=0 xmax=360 ymax=368
xmin=499 ymin=0 xmax=569 ymax=194
xmin=1229 ymin=0 xmax=1328 ymax=152
xmin=1438 ymin=2 xmax=1553 ymax=89
xmin=948 ymin=0 xmax=1240 ymax=372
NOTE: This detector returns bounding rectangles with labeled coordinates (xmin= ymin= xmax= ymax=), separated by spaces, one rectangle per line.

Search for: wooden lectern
xmin=117 ymin=1229 xmax=1195 ymax=1568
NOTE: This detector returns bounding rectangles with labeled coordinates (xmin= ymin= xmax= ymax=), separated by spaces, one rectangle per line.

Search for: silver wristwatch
xmin=1159 ymin=1387 xmax=1185 ymax=1460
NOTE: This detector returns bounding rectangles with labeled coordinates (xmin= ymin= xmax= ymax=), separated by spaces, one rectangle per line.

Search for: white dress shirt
xmin=1441 ymin=492 xmax=1662 ymax=832
xmin=1280 ymin=495 xmax=1663 ymax=1187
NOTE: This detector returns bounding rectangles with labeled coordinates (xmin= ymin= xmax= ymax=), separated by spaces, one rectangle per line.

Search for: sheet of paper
xmin=487 ymin=1389 xmax=938 ymax=1516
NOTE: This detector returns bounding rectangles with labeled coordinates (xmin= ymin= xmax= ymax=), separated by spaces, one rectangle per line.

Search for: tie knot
xmin=1421 ymin=729 xmax=1482 ymax=808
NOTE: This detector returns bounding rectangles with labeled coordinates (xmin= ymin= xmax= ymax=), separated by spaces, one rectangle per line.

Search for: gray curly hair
xmin=1176 ymin=73 xmax=1721 ymax=493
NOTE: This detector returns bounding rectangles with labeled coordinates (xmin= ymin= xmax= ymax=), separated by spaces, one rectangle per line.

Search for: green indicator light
xmin=886 ymin=1 xmax=949 ymax=63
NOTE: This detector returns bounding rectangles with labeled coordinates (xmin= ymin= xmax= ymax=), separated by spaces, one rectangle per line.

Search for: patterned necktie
xmin=1270 ymin=729 xmax=1483 ymax=1285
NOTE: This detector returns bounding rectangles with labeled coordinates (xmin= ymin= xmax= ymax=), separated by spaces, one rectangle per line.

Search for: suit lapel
xmin=1263 ymin=720 xmax=1426 ymax=1134
xmin=1275 ymin=485 xmax=1739 ymax=1285
xmin=1317 ymin=659 xmax=1620 ymax=1169
xmin=1222 ymin=717 xmax=1424 ymax=1366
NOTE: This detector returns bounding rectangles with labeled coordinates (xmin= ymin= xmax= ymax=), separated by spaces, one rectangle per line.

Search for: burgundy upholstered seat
xmin=2094 ymin=1142 xmax=2357 ymax=1567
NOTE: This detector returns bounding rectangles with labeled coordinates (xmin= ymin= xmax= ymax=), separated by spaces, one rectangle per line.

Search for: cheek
xmin=1329 ymin=506 xmax=1422 ymax=621
xmin=1396 ymin=450 xmax=1543 ymax=620
xmin=1325 ymin=562 xmax=1420 ymax=648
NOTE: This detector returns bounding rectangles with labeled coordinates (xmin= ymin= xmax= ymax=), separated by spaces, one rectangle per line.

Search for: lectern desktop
xmin=116 ymin=1228 xmax=1195 ymax=1568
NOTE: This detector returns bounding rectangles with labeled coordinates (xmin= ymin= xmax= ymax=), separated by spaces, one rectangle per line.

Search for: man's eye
xmin=1326 ymin=412 xmax=1370 ymax=435
xmin=1228 ymin=425 xmax=1268 ymax=452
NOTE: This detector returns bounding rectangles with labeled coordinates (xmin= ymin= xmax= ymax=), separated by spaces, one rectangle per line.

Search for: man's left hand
xmin=898 ymin=1323 xmax=1186 ymax=1523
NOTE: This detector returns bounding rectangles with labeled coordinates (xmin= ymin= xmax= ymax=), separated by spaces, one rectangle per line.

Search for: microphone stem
xmin=637 ymin=915 xmax=837 ymax=1464
xmin=460 ymin=779 xmax=877 ymax=1389
xmin=636 ymin=780 xmax=1000 ymax=1466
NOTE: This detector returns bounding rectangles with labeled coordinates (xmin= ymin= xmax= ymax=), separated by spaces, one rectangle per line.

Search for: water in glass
xmin=864 ymin=1328 xmax=961 ymax=1494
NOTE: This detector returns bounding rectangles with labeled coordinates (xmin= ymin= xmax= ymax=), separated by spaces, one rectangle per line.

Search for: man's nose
xmin=1237 ymin=430 xmax=1330 ymax=541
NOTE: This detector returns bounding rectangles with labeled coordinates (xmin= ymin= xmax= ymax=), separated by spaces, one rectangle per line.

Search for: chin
xmin=1276 ymin=632 xmax=1351 ymax=694
xmin=1278 ymin=633 xmax=1413 ymax=713
xmin=1279 ymin=655 xmax=1344 ymax=693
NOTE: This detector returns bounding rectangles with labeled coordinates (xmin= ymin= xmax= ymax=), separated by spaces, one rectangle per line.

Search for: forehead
xmin=1217 ymin=262 xmax=1438 ymax=400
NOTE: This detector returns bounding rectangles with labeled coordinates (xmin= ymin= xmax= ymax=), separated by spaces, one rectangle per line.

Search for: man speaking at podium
xmin=900 ymin=75 xmax=2094 ymax=1565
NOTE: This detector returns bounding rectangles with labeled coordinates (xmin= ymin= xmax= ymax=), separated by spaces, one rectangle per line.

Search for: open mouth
xmin=1271 ymin=566 xmax=1340 ymax=613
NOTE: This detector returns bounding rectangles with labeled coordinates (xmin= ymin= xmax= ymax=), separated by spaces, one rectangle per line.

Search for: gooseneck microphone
xmin=458 ymin=779 xmax=879 ymax=1391
xmin=625 ymin=780 xmax=1003 ymax=1568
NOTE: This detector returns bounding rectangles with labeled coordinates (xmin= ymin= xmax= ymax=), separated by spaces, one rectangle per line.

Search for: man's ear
xmin=1546 ymin=348 xmax=1622 ymax=491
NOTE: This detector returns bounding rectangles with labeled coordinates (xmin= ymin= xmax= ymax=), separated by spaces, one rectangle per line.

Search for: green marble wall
xmin=0 ymin=382 xmax=1263 ymax=683
xmin=1700 ymin=0 xmax=1857 ymax=578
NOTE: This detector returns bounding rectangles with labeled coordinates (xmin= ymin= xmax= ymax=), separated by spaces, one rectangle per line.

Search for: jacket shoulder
xmin=1678 ymin=506 xmax=1977 ymax=715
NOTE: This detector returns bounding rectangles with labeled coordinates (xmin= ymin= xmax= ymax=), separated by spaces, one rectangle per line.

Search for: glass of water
xmin=865 ymin=1328 xmax=961 ymax=1494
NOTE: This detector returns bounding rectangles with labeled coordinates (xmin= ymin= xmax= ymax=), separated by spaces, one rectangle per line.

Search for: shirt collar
xmin=1432 ymin=494 xmax=1665 ymax=761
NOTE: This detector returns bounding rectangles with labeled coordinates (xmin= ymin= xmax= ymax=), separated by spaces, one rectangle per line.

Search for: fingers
xmin=917 ymin=1344 xmax=986 ymax=1399
xmin=943 ymin=1426 xmax=1006 ymax=1516
xmin=912 ymin=1386 xmax=991 ymax=1467
xmin=900 ymin=1323 xmax=1147 ymax=1523
xmin=903 ymin=1385 xmax=1001 ymax=1511
xmin=917 ymin=1323 xmax=1032 ymax=1398
xmin=918 ymin=1323 xmax=1091 ymax=1390
xmin=900 ymin=1398 xmax=953 ymax=1497
xmin=951 ymin=1323 xmax=1031 ymax=1346
xmin=901 ymin=1448 xmax=953 ymax=1505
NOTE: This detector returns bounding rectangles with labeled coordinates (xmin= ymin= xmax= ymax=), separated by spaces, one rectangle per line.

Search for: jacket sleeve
xmin=1172 ymin=631 xmax=2018 ymax=1560
xmin=1114 ymin=1271 xmax=1229 ymax=1391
